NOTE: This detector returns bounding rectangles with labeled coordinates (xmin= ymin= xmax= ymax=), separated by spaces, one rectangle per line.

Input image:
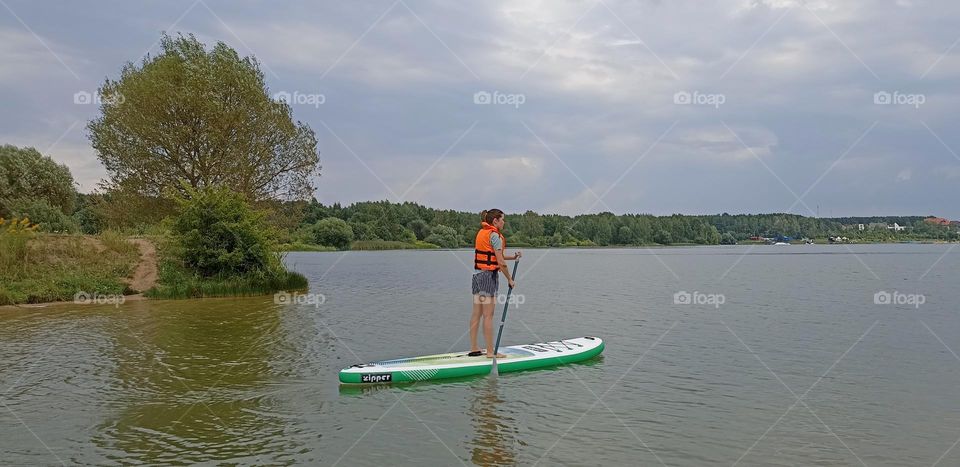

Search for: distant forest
xmin=290 ymin=200 xmax=956 ymax=248
xmin=21 ymin=191 xmax=957 ymax=249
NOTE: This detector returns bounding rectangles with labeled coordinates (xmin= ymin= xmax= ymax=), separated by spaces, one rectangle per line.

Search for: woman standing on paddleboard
xmin=470 ymin=209 xmax=521 ymax=358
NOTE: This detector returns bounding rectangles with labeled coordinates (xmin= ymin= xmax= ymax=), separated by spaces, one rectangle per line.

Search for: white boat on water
xmin=773 ymin=242 xmax=790 ymax=245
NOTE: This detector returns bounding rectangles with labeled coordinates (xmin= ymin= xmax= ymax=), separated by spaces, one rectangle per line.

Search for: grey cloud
xmin=0 ymin=0 xmax=957 ymax=217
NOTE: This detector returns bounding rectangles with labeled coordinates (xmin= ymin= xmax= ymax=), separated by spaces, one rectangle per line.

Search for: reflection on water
xmin=467 ymin=379 xmax=518 ymax=466
xmin=89 ymin=298 xmax=307 ymax=464
xmin=0 ymin=296 xmax=332 ymax=464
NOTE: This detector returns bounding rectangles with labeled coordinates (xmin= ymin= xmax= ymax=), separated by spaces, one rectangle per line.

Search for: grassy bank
xmin=350 ymin=240 xmax=439 ymax=250
xmin=145 ymin=242 xmax=308 ymax=299
xmin=279 ymin=240 xmax=441 ymax=251
xmin=0 ymin=228 xmax=140 ymax=305
xmin=277 ymin=242 xmax=338 ymax=252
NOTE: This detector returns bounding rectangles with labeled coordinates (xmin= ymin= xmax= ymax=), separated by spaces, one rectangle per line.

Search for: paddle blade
xmin=490 ymin=356 xmax=499 ymax=378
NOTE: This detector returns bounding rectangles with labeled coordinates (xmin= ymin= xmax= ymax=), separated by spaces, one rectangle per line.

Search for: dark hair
xmin=481 ymin=209 xmax=504 ymax=225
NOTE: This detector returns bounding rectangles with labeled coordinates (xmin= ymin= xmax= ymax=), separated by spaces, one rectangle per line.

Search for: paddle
xmin=491 ymin=259 xmax=520 ymax=378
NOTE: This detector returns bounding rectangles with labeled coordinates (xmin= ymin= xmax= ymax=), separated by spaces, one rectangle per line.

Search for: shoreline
xmin=0 ymin=293 xmax=147 ymax=311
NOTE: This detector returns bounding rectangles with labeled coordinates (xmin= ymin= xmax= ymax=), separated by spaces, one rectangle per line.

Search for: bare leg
xmin=482 ymin=300 xmax=506 ymax=358
xmin=470 ymin=295 xmax=485 ymax=353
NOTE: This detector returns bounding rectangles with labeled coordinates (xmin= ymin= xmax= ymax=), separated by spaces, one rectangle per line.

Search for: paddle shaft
xmin=493 ymin=259 xmax=520 ymax=355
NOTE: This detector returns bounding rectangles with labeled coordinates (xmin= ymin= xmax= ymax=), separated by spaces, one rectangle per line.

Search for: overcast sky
xmin=1 ymin=0 xmax=958 ymax=217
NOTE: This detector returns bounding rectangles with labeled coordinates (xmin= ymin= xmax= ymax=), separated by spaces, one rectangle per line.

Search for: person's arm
xmin=504 ymin=251 xmax=522 ymax=260
xmin=493 ymin=248 xmax=515 ymax=288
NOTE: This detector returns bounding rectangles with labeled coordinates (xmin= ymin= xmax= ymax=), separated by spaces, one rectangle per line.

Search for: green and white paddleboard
xmin=339 ymin=336 xmax=604 ymax=384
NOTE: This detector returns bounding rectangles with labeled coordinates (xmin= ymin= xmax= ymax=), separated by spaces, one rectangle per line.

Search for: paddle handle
xmin=493 ymin=259 xmax=520 ymax=355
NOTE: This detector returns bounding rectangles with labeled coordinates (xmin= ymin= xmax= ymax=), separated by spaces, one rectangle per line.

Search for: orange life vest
xmin=474 ymin=222 xmax=505 ymax=271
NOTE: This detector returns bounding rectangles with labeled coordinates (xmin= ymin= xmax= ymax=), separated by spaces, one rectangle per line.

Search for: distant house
xmin=925 ymin=217 xmax=951 ymax=226
xmin=846 ymin=222 xmax=908 ymax=232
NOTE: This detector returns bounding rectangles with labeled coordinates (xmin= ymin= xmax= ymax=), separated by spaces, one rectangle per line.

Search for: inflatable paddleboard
xmin=339 ymin=336 xmax=604 ymax=384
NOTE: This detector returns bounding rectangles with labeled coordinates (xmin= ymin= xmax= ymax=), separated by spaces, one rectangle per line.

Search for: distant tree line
xmin=280 ymin=201 xmax=959 ymax=248
xmin=4 ymin=146 xmax=956 ymax=247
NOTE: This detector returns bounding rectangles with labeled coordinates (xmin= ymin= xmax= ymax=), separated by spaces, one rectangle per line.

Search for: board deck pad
xmin=339 ymin=336 xmax=604 ymax=384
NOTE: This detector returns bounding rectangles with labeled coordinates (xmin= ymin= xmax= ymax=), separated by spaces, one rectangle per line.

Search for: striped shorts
xmin=472 ymin=270 xmax=499 ymax=297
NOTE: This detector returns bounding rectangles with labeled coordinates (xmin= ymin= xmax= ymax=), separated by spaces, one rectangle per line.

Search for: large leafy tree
xmin=88 ymin=33 xmax=320 ymax=201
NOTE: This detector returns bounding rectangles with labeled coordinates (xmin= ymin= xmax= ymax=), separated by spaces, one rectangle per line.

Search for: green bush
xmin=73 ymin=204 xmax=105 ymax=234
xmin=349 ymin=221 xmax=378 ymax=241
xmin=171 ymin=186 xmax=275 ymax=277
xmin=7 ymin=199 xmax=79 ymax=233
xmin=425 ymin=224 xmax=460 ymax=248
xmin=398 ymin=226 xmax=417 ymax=243
xmin=0 ymin=145 xmax=77 ymax=217
xmin=146 ymin=246 xmax=308 ymax=300
xmin=653 ymin=230 xmax=673 ymax=245
xmin=312 ymin=217 xmax=354 ymax=249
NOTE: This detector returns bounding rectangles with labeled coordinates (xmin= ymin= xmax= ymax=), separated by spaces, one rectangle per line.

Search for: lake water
xmin=1 ymin=244 xmax=959 ymax=466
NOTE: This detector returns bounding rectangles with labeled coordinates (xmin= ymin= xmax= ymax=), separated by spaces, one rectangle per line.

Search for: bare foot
xmin=486 ymin=353 xmax=507 ymax=359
